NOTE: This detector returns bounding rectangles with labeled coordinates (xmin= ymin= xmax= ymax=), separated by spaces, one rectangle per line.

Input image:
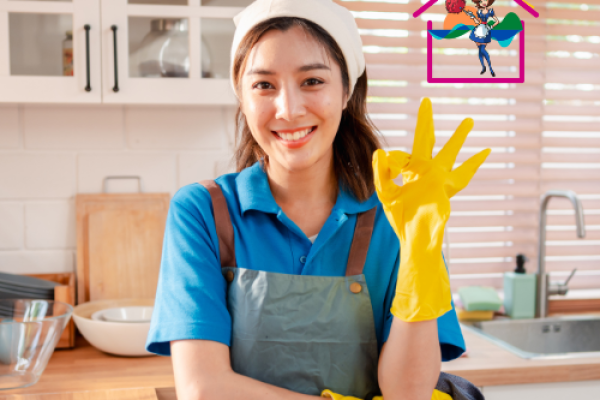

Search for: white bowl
xmin=92 ymin=306 xmax=153 ymax=323
xmin=73 ymin=299 xmax=155 ymax=357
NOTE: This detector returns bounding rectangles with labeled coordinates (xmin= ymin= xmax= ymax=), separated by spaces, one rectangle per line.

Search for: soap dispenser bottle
xmin=503 ymin=254 xmax=537 ymax=319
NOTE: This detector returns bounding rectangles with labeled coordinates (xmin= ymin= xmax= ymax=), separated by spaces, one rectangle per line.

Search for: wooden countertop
xmin=2 ymin=328 xmax=600 ymax=398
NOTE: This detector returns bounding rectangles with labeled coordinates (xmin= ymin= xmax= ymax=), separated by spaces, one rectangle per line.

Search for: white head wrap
xmin=230 ymin=0 xmax=365 ymax=98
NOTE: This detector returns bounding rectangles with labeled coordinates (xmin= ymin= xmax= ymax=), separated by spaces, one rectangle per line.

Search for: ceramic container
xmin=73 ymin=299 xmax=155 ymax=357
xmin=92 ymin=306 xmax=153 ymax=323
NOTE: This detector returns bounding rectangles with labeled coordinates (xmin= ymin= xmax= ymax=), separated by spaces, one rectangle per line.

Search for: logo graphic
xmin=414 ymin=0 xmax=539 ymax=83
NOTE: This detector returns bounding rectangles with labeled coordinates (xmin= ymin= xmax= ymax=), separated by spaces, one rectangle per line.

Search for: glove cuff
xmin=391 ymin=254 xmax=453 ymax=322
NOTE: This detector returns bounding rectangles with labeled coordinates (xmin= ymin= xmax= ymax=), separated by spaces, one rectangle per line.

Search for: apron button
xmin=225 ymin=270 xmax=235 ymax=282
xmin=350 ymin=282 xmax=362 ymax=294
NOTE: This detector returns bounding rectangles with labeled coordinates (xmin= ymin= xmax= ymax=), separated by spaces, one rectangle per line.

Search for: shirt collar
xmin=235 ymin=161 xmax=379 ymax=216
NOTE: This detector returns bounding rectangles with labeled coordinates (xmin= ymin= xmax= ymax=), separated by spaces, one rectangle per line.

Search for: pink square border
xmin=426 ymin=20 xmax=525 ymax=83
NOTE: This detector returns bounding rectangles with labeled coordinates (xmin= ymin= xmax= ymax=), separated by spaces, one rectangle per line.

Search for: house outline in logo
xmin=415 ymin=0 xmax=539 ymax=83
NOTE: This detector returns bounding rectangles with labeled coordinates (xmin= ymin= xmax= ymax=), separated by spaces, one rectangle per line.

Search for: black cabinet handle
xmin=84 ymin=24 xmax=91 ymax=92
xmin=111 ymin=25 xmax=119 ymax=92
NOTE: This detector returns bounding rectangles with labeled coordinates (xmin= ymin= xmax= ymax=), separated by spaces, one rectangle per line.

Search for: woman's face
xmin=239 ymin=26 xmax=348 ymax=174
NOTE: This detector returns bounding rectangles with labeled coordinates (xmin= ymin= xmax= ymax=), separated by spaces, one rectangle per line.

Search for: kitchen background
xmin=0 ymin=103 xmax=236 ymax=275
xmin=0 ymin=0 xmax=599 ymax=398
xmin=0 ymin=0 xmax=599 ymax=293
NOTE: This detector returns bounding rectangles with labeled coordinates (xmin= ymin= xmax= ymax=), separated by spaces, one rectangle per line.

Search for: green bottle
xmin=503 ymin=254 xmax=537 ymax=319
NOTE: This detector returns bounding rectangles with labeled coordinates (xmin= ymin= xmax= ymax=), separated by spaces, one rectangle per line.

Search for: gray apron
xmin=200 ymin=180 xmax=379 ymax=398
xmin=200 ymin=180 xmax=486 ymax=400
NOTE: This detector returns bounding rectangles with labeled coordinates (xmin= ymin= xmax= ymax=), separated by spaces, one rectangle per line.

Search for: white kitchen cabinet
xmin=0 ymin=0 xmax=248 ymax=104
xmin=101 ymin=0 xmax=243 ymax=105
xmin=482 ymin=380 xmax=600 ymax=400
xmin=0 ymin=0 xmax=102 ymax=103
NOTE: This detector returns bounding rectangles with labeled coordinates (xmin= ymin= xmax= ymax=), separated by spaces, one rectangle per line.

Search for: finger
xmin=372 ymin=149 xmax=403 ymax=203
xmin=434 ymin=118 xmax=474 ymax=171
xmin=387 ymin=150 xmax=410 ymax=180
xmin=446 ymin=148 xmax=491 ymax=198
xmin=412 ymin=97 xmax=435 ymax=160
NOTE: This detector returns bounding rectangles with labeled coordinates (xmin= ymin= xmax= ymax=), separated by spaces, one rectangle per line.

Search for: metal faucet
xmin=537 ymin=190 xmax=586 ymax=318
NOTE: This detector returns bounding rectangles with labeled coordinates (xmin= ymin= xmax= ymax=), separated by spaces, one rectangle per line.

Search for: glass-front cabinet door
xmin=101 ymin=0 xmax=247 ymax=105
xmin=0 ymin=0 xmax=102 ymax=103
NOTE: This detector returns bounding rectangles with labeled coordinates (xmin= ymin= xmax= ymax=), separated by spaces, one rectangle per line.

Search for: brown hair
xmin=231 ymin=17 xmax=383 ymax=202
xmin=472 ymin=0 xmax=494 ymax=8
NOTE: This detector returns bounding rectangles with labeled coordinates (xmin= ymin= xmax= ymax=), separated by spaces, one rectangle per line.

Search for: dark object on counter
xmin=435 ymin=372 xmax=485 ymax=400
xmin=364 ymin=372 xmax=484 ymax=400
xmin=515 ymin=253 xmax=528 ymax=273
xmin=0 ymin=272 xmax=58 ymax=300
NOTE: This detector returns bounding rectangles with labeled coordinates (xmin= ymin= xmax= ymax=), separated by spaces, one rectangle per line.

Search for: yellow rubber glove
xmin=321 ymin=389 xmax=451 ymax=400
xmin=432 ymin=389 xmax=454 ymax=400
xmin=373 ymin=97 xmax=491 ymax=322
xmin=320 ymin=390 xmax=381 ymax=400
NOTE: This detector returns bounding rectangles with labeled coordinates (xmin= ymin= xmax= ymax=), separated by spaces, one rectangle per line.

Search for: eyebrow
xmin=245 ymin=63 xmax=331 ymax=76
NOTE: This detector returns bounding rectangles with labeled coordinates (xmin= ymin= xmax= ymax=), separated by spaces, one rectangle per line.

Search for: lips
xmin=271 ymin=126 xmax=318 ymax=149
xmin=272 ymin=126 xmax=316 ymax=142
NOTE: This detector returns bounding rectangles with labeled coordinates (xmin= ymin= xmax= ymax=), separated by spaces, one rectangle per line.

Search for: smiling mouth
xmin=272 ymin=126 xmax=317 ymax=142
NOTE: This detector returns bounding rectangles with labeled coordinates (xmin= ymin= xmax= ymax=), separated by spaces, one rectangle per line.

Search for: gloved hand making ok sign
xmin=372 ymin=97 xmax=491 ymax=322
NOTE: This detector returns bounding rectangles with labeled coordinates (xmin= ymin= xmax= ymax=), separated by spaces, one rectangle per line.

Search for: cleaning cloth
xmin=230 ymin=0 xmax=365 ymax=98
xmin=458 ymin=286 xmax=502 ymax=312
xmin=456 ymin=308 xmax=494 ymax=322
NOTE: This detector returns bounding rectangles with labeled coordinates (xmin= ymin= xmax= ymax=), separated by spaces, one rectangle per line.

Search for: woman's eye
xmin=304 ymin=78 xmax=323 ymax=86
xmin=254 ymin=82 xmax=273 ymax=90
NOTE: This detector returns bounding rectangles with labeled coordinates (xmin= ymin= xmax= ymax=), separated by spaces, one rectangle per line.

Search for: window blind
xmin=335 ymin=0 xmax=599 ymax=291
xmin=541 ymin=0 xmax=600 ymax=291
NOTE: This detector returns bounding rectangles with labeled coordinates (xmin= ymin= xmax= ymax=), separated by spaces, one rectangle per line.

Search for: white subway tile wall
xmin=0 ymin=105 xmax=236 ymax=274
xmin=179 ymin=152 xmax=233 ymax=187
xmin=0 ymin=106 xmax=19 ymax=149
xmin=23 ymin=106 xmax=125 ymax=149
xmin=126 ymin=106 xmax=224 ymax=150
xmin=78 ymin=153 xmax=178 ymax=194
xmin=0 ymin=250 xmax=74 ymax=274
xmin=25 ymin=201 xmax=76 ymax=249
xmin=0 ymin=203 xmax=24 ymax=250
xmin=0 ymin=153 xmax=76 ymax=199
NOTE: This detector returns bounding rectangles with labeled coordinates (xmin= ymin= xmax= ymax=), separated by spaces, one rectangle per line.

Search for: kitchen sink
xmin=461 ymin=315 xmax=600 ymax=359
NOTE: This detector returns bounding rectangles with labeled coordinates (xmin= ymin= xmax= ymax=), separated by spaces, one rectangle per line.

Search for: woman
xmin=466 ymin=0 xmax=500 ymax=76
xmin=146 ymin=1 xmax=487 ymax=399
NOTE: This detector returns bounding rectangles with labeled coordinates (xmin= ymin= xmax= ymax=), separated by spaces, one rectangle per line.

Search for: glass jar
xmin=62 ymin=30 xmax=73 ymax=76
xmin=137 ymin=19 xmax=191 ymax=78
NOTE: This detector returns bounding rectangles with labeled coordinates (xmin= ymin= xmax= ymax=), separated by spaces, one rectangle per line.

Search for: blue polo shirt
xmin=146 ymin=161 xmax=465 ymax=361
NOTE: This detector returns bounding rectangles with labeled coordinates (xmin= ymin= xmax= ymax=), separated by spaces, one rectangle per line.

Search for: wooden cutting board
xmin=76 ymin=193 xmax=170 ymax=304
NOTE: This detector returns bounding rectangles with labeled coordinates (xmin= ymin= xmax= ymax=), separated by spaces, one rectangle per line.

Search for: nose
xmin=275 ymin=82 xmax=306 ymax=121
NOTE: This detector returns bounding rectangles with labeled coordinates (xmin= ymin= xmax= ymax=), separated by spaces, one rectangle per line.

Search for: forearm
xmin=171 ymin=340 xmax=320 ymax=400
xmin=378 ymin=317 xmax=441 ymax=400
xmin=177 ymin=368 xmax=321 ymax=400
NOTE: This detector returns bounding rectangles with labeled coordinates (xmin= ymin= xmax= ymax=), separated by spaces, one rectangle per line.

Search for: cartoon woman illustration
xmin=464 ymin=0 xmax=500 ymax=76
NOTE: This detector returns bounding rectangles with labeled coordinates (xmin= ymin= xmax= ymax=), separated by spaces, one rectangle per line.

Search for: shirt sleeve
xmin=382 ymin=251 xmax=466 ymax=362
xmin=146 ymin=184 xmax=231 ymax=356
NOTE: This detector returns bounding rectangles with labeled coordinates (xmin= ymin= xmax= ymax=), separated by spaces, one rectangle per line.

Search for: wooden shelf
xmin=26 ymin=272 xmax=76 ymax=349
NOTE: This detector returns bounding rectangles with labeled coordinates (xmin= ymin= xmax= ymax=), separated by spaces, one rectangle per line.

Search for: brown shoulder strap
xmin=199 ymin=180 xmax=236 ymax=267
xmin=345 ymin=207 xmax=377 ymax=276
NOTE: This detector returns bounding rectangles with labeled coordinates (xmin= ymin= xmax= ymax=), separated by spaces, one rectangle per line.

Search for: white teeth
xmin=276 ymin=127 xmax=314 ymax=142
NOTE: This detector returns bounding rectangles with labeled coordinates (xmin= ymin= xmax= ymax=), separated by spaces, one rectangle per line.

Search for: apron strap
xmin=345 ymin=207 xmax=377 ymax=276
xmin=199 ymin=178 xmax=376 ymax=274
xmin=199 ymin=180 xmax=236 ymax=267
